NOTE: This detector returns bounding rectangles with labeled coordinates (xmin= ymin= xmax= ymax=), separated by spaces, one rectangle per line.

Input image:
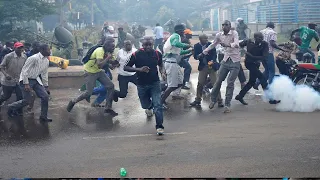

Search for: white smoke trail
xmin=264 ymin=75 xmax=320 ymax=112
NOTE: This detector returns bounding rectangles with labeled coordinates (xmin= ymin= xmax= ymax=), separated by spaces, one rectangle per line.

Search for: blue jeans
xmin=178 ymin=57 xmax=192 ymax=85
xmin=299 ymin=47 xmax=315 ymax=63
xmin=137 ymin=81 xmax=164 ymax=129
xmin=256 ymin=53 xmax=275 ymax=85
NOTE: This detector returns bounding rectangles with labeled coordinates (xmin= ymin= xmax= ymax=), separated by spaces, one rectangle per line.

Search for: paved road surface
xmin=0 ymin=73 xmax=319 ymax=178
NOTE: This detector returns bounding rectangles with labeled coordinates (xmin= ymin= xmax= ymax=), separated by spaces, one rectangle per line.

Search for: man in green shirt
xmin=161 ymin=24 xmax=192 ymax=108
xmin=291 ymin=23 xmax=319 ymax=63
xmin=67 ymin=37 xmax=118 ymax=116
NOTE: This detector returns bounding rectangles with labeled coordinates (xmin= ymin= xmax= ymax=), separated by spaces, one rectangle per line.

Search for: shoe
xmin=145 ymin=109 xmax=154 ymax=117
xmin=66 ymin=100 xmax=75 ymax=112
xmin=162 ymin=102 xmax=169 ymax=110
xmin=156 ymin=128 xmax=164 ymax=136
xmin=253 ymin=84 xmax=259 ymax=90
xmin=235 ymin=95 xmax=248 ymax=105
xmin=85 ymin=96 xmax=91 ymax=103
xmin=190 ymin=101 xmax=201 ymax=107
xmin=172 ymin=95 xmax=184 ymax=100
xmin=39 ymin=116 xmax=53 ymax=122
xmin=203 ymin=87 xmax=210 ymax=95
xmin=209 ymin=102 xmax=216 ymax=109
xmin=7 ymin=108 xmax=18 ymax=118
xmin=113 ymin=93 xmax=119 ymax=102
xmin=224 ymin=106 xmax=231 ymax=113
xmin=104 ymin=109 xmax=118 ymax=116
xmin=181 ymin=85 xmax=190 ymax=90
xmin=269 ymin=100 xmax=281 ymax=104
xmin=218 ymin=102 xmax=224 ymax=108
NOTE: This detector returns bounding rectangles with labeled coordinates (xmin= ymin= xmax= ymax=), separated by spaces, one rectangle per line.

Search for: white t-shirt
xmin=117 ymin=48 xmax=137 ymax=76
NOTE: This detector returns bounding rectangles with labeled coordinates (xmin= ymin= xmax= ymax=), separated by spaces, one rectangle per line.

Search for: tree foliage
xmin=154 ymin=6 xmax=175 ymax=25
xmin=0 ymin=0 xmax=56 ymax=42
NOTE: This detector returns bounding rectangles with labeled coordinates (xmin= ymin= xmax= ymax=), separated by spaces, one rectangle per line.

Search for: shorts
xmin=164 ymin=62 xmax=183 ymax=88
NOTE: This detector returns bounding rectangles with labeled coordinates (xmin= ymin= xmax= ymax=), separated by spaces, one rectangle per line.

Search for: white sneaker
xmin=145 ymin=109 xmax=154 ymax=117
xmin=156 ymin=128 xmax=164 ymax=136
xmin=224 ymin=106 xmax=231 ymax=113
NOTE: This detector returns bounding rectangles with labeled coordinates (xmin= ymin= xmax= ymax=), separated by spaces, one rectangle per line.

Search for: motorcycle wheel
xmin=294 ymin=74 xmax=316 ymax=87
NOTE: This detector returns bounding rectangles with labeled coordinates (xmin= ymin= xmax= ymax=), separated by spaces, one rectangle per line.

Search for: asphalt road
xmin=0 ymin=73 xmax=319 ymax=178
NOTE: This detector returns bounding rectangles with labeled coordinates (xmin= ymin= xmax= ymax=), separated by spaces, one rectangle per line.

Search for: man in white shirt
xmin=114 ymin=40 xmax=137 ymax=101
xmin=153 ymin=23 xmax=164 ymax=53
xmin=7 ymin=44 xmax=52 ymax=122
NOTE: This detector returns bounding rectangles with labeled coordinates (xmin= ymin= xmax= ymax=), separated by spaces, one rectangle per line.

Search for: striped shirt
xmin=261 ymin=27 xmax=277 ymax=53
xmin=19 ymin=52 xmax=49 ymax=86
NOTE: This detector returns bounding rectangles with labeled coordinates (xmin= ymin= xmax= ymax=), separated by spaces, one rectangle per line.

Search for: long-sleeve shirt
xmin=117 ymin=48 xmax=137 ymax=76
xmin=164 ymin=33 xmax=191 ymax=56
xmin=153 ymin=26 xmax=164 ymax=39
xmin=19 ymin=52 xmax=49 ymax=86
xmin=194 ymin=42 xmax=217 ymax=71
xmin=204 ymin=30 xmax=241 ymax=62
xmin=0 ymin=51 xmax=27 ymax=86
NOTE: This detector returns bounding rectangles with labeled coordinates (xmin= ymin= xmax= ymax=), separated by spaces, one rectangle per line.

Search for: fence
xmin=256 ymin=0 xmax=320 ymax=23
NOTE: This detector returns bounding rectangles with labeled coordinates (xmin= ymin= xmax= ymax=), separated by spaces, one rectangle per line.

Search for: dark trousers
xmin=276 ymin=59 xmax=290 ymax=76
xmin=178 ymin=58 xmax=192 ymax=85
xmin=116 ymin=74 xmax=137 ymax=98
xmin=137 ymin=81 xmax=164 ymax=129
xmin=0 ymin=85 xmax=23 ymax=105
xmin=238 ymin=62 xmax=268 ymax=98
xmin=154 ymin=38 xmax=163 ymax=53
xmin=8 ymin=80 xmax=49 ymax=118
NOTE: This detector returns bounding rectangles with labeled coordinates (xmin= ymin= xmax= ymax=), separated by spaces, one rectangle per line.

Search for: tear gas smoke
xmin=264 ymin=75 xmax=320 ymax=112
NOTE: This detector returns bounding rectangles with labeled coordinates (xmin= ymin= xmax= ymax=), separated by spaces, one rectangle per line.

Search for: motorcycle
xmin=290 ymin=63 xmax=320 ymax=91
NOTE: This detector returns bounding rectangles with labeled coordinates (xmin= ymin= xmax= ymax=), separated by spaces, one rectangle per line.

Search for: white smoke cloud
xmin=264 ymin=75 xmax=320 ymax=112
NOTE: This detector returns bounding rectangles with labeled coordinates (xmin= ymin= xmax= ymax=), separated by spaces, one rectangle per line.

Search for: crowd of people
xmin=0 ymin=19 xmax=319 ymax=136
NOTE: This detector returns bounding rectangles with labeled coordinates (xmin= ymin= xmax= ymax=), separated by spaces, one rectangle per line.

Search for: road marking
xmin=83 ymin=132 xmax=187 ymax=140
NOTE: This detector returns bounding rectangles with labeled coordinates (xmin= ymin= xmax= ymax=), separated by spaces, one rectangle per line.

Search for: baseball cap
xmin=184 ymin=29 xmax=193 ymax=35
xmin=14 ymin=42 xmax=24 ymax=48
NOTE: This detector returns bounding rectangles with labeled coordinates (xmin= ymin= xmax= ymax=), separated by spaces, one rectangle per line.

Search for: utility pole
xmin=91 ymin=0 xmax=94 ymax=27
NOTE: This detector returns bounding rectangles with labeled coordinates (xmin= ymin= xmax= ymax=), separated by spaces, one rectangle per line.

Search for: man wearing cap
xmin=291 ymin=23 xmax=319 ymax=63
xmin=161 ymin=24 xmax=192 ymax=108
xmin=117 ymin=27 xmax=127 ymax=49
xmin=0 ymin=42 xmax=27 ymax=112
xmin=236 ymin=18 xmax=248 ymax=41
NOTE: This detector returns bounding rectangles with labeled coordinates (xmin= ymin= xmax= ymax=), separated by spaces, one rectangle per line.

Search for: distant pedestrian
xmin=153 ymin=23 xmax=164 ymax=53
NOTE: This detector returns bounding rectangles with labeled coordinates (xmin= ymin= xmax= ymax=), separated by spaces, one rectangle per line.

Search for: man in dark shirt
xmin=0 ymin=42 xmax=14 ymax=63
xmin=235 ymin=32 xmax=279 ymax=105
xmin=190 ymin=34 xmax=224 ymax=108
xmin=124 ymin=37 xmax=166 ymax=136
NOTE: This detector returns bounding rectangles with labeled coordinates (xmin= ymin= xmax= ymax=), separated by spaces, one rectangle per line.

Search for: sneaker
xmin=145 ymin=109 xmax=154 ymax=117
xmin=209 ymin=102 xmax=216 ymax=109
xmin=104 ymin=109 xmax=118 ymax=116
xmin=224 ymin=106 xmax=231 ymax=113
xmin=39 ymin=116 xmax=53 ymax=122
xmin=218 ymin=102 xmax=225 ymax=108
xmin=156 ymin=128 xmax=164 ymax=136
xmin=162 ymin=103 xmax=169 ymax=110
xmin=172 ymin=95 xmax=184 ymax=100
xmin=181 ymin=85 xmax=190 ymax=90
xmin=7 ymin=108 xmax=18 ymax=118
xmin=66 ymin=100 xmax=75 ymax=112
xmin=253 ymin=84 xmax=259 ymax=90
xmin=269 ymin=100 xmax=281 ymax=104
xmin=190 ymin=101 xmax=201 ymax=107
xmin=235 ymin=95 xmax=248 ymax=105
xmin=113 ymin=92 xmax=119 ymax=102
xmin=203 ymin=87 xmax=210 ymax=95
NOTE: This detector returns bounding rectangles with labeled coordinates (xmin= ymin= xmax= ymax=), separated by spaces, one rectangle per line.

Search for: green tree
xmin=154 ymin=5 xmax=175 ymax=25
xmin=0 ymin=0 xmax=56 ymax=42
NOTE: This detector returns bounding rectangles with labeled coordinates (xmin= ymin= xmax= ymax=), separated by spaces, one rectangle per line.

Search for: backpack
xmin=81 ymin=45 xmax=102 ymax=64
